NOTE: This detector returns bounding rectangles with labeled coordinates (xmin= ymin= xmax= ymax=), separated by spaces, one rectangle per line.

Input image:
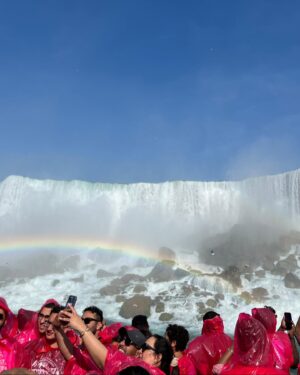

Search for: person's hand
xmin=288 ymin=324 xmax=296 ymax=339
xmin=59 ymin=305 xmax=86 ymax=332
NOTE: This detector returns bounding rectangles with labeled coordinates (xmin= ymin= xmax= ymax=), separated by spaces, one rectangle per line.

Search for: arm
xmin=60 ymin=305 xmax=108 ymax=369
xmin=50 ymin=311 xmax=74 ymax=361
xmin=288 ymin=326 xmax=299 ymax=368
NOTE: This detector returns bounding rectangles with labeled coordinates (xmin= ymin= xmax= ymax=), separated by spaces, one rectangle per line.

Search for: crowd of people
xmin=0 ymin=296 xmax=300 ymax=375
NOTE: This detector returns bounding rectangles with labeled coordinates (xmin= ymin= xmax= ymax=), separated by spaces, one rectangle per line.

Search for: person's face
xmin=45 ymin=312 xmax=57 ymax=341
xmin=38 ymin=307 xmax=52 ymax=334
xmin=118 ymin=334 xmax=139 ymax=356
xmin=141 ymin=336 xmax=162 ymax=367
xmin=81 ymin=311 xmax=103 ymax=335
xmin=0 ymin=308 xmax=6 ymax=330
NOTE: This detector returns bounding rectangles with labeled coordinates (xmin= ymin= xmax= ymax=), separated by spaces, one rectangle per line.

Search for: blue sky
xmin=0 ymin=0 xmax=300 ymax=183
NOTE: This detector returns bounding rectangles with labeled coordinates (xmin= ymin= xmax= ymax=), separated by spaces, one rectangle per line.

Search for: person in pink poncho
xmin=58 ymin=305 xmax=173 ymax=375
xmin=16 ymin=299 xmax=59 ymax=345
xmin=219 ymin=312 xmax=288 ymax=375
xmin=19 ymin=305 xmax=67 ymax=375
xmin=165 ymin=324 xmax=196 ymax=375
xmin=252 ymin=307 xmax=298 ymax=373
xmin=187 ymin=311 xmax=232 ymax=375
xmin=0 ymin=297 xmax=19 ymax=372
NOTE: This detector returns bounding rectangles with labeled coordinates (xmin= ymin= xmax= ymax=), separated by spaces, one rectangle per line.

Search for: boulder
xmin=133 ymin=284 xmax=147 ymax=293
xmin=284 ymin=273 xmax=300 ymax=289
xmin=96 ymin=269 xmax=114 ymax=278
xmin=158 ymin=247 xmax=176 ymax=262
xmin=100 ymin=285 xmax=123 ymax=296
xmin=255 ymin=270 xmax=266 ymax=278
xmin=71 ymin=274 xmax=84 ymax=283
xmin=220 ymin=266 xmax=241 ymax=287
xmin=145 ymin=263 xmax=175 ymax=282
xmin=51 ymin=279 xmax=60 ymax=287
xmin=159 ymin=313 xmax=173 ymax=322
xmin=111 ymin=274 xmax=144 ymax=286
xmin=155 ymin=302 xmax=165 ymax=313
xmin=251 ymin=287 xmax=268 ymax=301
xmin=206 ymin=299 xmax=217 ymax=308
xmin=119 ymin=295 xmax=152 ymax=318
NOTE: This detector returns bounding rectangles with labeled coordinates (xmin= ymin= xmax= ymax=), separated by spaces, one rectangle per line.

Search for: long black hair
xmin=152 ymin=334 xmax=173 ymax=375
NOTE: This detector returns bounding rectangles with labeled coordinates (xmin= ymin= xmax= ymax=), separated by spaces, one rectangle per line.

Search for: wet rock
xmin=96 ymin=269 xmax=114 ymax=278
xmin=111 ymin=273 xmax=144 ymax=286
xmin=145 ymin=263 xmax=175 ymax=282
xmin=215 ymin=293 xmax=224 ymax=301
xmin=174 ymin=268 xmax=190 ymax=279
xmin=158 ymin=247 xmax=176 ymax=262
xmin=276 ymin=255 xmax=297 ymax=273
xmin=133 ymin=284 xmax=147 ymax=293
xmin=251 ymin=287 xmax=268 ymax=301
xmin=244 ymin=274 xmax=252 ymax=281
xmin=51 ymin=279 xmax=60 ymax=287
xmin=196 ymin=302 xmax=206 ymax=313
xmin=262 ymin=254 xmax=277 ymax=271
xmin=220 ymin=266 xmax=242 ymax=287
xmin=271 ymin=264 xmax=288 ymax=276
xmin=159 ymin=313 xmax=173 ymax=322
xmin=155 ymin=302 xmax=165 ymax=313
xmin=240 ymin=291 xmax=252 ymax=304
xmin=255 ymin=270 xmax=266 ymax=278
xmin=71 ymin=274 xmax=84 ymax=283
xmin=284 ymin=273 xmax=300 ymax=289
xmin=100 ymin=285 xmax=123 ymax=296
xmin=115 ymin=295 xmax=126 ymax=303
xmin=119 ymin=295 xmax=152 ymax=318
xmin=206 ymin=299 xmax=217 ymax=308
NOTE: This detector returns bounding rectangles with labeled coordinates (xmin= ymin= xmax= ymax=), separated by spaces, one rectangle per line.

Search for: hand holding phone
xmin=65 ymin=295 xmax=77 ymax=308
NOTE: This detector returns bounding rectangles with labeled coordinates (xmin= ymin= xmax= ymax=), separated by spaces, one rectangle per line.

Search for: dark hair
xmin=203 ymin=311 xmax=220 ymax=321
xmin=51 ymin=305 xmax=65 ymax=314
xmin=118 ymin=366 xmax=150 ymax=375
xmin=264 ymin=305 xmax=276 ymax=315
xmin=152 ymin=334 xmax=173 ymax=375
xmin=132 ymin=315 xmax=151 ymax=338
xmin=165 ymin=324 xmax=189 ymax=352
xmin=83 ymin=306 xmax=103 ymax=322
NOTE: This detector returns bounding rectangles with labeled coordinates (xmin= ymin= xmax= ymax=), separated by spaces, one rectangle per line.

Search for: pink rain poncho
xmin=220 ymin=313 xmax=287 ymax=375
xmin=0 ymin=297 xmax=19 ymax=371
xmin=64 ymin=346 xmax=103 ymax=375
xmin=104 ymin=347 xmax=166 ymax=375
xmin=18 ymin=336 xmax=66 ymax=375
xmin=170 ymin=352 xmax=197 ymax=375
xmin=252 ymin=307 xmax=293 ymax=372
xmin=187 ymin=315 xmax=232 ymax=375
xmin=98 ymin=322 xmax=123 ymax=347
xmin=16 ymin=298 xmax=59 ymax=345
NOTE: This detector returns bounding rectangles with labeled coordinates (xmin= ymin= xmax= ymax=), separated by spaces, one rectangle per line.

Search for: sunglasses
xmin=141 ymin=343 xmax=157 ymax=353
xmin=82 ymin=317 xmax=100 ymax=325
xmin=0 ymin=313 xmax=5 ymax=320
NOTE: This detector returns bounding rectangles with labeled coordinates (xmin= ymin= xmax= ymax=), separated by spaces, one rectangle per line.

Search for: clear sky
xmin=0 ymin=0 xmax=300 ymax=183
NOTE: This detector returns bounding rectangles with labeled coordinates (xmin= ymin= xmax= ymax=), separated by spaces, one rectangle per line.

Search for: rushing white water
xmin=0 ymin=169 xmax=300 ymax=336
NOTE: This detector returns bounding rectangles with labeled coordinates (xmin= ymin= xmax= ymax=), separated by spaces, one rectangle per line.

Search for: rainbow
xmin=0 ymin=236 xmax=161 ymax=261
